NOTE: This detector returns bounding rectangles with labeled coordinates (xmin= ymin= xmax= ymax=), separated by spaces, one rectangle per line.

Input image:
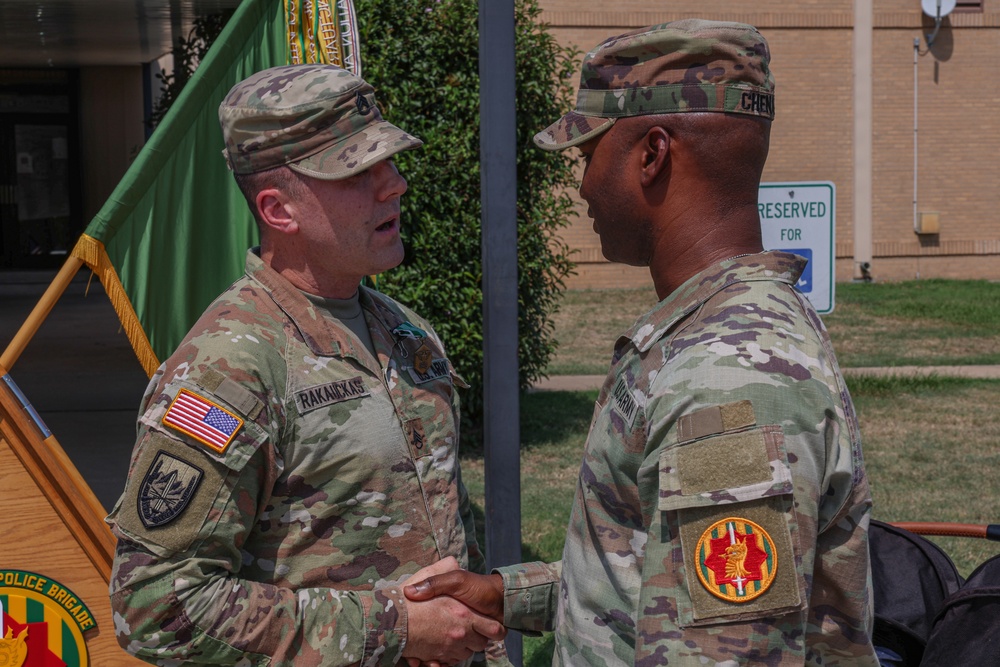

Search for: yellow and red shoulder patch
xmin=1 ymin=569 xmax=95 ymax=666
xmin=163 ymin=388 xmax=243 ymax=454
xmin=695 ymin=517 xmax=777 ymax=603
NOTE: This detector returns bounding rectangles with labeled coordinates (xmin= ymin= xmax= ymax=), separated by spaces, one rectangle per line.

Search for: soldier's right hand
xmin=401 ymin=558 xmax=506 ymax=666
xmin=404 ymin=570 xmax=505 ymax=624
xmin=403 ymin=591 xmax=505 ymax=666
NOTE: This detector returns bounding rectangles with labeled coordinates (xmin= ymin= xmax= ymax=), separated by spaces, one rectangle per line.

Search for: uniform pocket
xmin=659 ymin=425 xmax=805 ymax=627
xmin=110 ymin=431 xmax=228 ymax=557
xmin=112 ymin=381 xmax=269 ymax=557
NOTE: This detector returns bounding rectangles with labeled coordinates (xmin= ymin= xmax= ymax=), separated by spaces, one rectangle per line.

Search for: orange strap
xmin=891 ymin=522 xmax=1000 ymax=541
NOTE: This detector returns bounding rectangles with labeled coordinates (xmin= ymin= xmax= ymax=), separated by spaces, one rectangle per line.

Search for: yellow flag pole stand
xmin=0 ymin=362 xmax=114 ymax=574
xmin=0 ymin=362 xmax=147 ymax=664
xmin=0 ymin=254 xmax=83 ymax=372
xmin=0 ymin=254 xmax=148 ymax=662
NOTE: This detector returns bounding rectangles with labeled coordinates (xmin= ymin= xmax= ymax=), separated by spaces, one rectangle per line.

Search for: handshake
xmin=400 ymin=557 xmax=507 ymax=667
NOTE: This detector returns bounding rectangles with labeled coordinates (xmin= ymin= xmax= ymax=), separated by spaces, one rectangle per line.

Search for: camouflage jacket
xmin=498 ymin=252 xmax=878 ymax=665
xmin=107 ymin=249 xmax=499 ymax=666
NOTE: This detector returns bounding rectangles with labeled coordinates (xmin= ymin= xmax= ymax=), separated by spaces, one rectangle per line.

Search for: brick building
xmin=0 ymin=1 xmax=995 ymax=285
xmin=537 ymin=0 xmax=1000 ymax=288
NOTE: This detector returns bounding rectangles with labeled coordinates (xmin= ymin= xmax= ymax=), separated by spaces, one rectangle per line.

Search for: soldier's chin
xmin=600 ymin=244 xmax=649 ymax=268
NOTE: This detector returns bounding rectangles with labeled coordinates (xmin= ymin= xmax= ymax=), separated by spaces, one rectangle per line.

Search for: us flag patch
xmin=163 ymin=388 xmax=243 ymax=454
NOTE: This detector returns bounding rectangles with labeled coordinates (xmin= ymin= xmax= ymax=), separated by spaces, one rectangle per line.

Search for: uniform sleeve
xmin=493 ymin=561 xmax=562 ymax=633
xmin=631 ymin=354 xmax=830 ymax=662
xmin=107 ymin=392 xmax=409 ymax=666
xmin=110 ymin=538 xmax=408 ymax=666
xmin=625 ymin=279 xmax=878 ymax=664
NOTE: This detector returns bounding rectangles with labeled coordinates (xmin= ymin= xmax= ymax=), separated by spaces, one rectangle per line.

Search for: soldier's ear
xmin=639 ymin=125 xmax=670 ymax=187
xmin=256 ymin=188 xmax=298 ymax=235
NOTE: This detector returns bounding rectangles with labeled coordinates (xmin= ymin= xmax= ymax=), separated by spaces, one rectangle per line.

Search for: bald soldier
xmin=106 ymin=64 xmax=508 ymax=666
xmin=406 ymin=19 xmax=879 ymax=665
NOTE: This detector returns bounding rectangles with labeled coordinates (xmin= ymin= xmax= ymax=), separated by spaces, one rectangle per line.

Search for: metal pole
xmin=852 ymin=0 xmax=874 ymax=280
xmin=478 ymin=0 xmax=522 ymax=663
xmin=913 ymin=37 xmax=919 ymax=235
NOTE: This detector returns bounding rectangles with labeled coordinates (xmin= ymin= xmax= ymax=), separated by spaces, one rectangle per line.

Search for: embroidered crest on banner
xmin=137 ymin=451 xmax=204 ymax=528
xmin=610 ymin=376 xmax=639 ymax=428
xmin=0 ymin=569 xmax=97 ymax=665
xmin=163 ymin=388 xmax=243 ymax=454
xmin=295 ymin=376 xmax=370 ymax=413
xmin=407 ymin=358 xmax=449 ymax=384
xmin=695 ymin=517 xmax=777 ymax=603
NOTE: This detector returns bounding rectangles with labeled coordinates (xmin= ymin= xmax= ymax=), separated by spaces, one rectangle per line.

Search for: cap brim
xmin=533 ymin=112 xmax=616 ymax=151
xmin=288 ymin=120 xmax=422 ymax=180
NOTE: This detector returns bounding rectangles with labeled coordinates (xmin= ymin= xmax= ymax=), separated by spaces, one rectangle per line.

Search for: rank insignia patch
xmin=695 ymin=517 xmax=777 ymax=603
xmin=137 ymin=451 xmax=204 ymax=528
xmin=163 ymin=388 xmax=243 ymax=453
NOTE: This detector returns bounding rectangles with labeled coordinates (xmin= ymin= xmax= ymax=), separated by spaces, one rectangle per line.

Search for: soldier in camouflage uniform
xmin=106 ymin=64 xmax=509 ymax=666
xmin=406 ymin=19 xmax=880 ymax=665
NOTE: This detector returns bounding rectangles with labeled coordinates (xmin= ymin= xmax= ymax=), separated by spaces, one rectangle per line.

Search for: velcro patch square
xmin=163 ymin=388 xmax=243 ymax=454
xmin=677 ymin=497 xmax=803 ymax=624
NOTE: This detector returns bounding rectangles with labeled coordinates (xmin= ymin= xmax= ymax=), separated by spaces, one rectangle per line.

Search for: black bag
xmin=870 ymin=520 xmax=964 ymax=666
xmin=920 ymin=553 xmax=1000 ymax=666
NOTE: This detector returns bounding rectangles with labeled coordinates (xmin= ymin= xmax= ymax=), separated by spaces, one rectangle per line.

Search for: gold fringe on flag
xmin=283 ymin=0 xmax=360 ymax=75
xmin=70 ymin=235 xmax=161 ymax=378
xmin=285 ymin=0 xmax=303 ymax=64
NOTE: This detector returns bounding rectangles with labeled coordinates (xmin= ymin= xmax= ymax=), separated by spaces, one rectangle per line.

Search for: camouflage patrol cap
xmin=535 ymin=19 xmax=775 ymax=151
xmin=220 ymin=64 xmax=421 ymax=179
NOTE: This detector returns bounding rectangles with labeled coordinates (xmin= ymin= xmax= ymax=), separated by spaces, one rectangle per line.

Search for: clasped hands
xmin=400 ymin=557 xmax=506 ymax=667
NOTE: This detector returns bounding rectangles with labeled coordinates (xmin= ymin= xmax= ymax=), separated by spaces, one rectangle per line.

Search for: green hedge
xmin=358 ymin=0 xmax=579 ymax=447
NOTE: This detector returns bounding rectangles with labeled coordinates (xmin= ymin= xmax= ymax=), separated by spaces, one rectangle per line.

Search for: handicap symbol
xmin=780 ymin=248 xmax=812 ymax=293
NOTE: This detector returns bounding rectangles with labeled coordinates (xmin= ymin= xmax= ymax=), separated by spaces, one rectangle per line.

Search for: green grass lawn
xmin=543 ymin=279 xmax=1000 ymax=374
xmin=464 ymin=279 xmax=1000 ymax=664
xmin=824 ymin=279 xmax=1000 ymax=368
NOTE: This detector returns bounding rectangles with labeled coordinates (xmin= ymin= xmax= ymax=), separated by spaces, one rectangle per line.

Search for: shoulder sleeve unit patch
xmin=695 ymin=517 xmax=777 ymax=603
xmin=138 ymin=451 xmax=204 ymax=528
xmin=163 ymin=388 xmax=243 ymax=454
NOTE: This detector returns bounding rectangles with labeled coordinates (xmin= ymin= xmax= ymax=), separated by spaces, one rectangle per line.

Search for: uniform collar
xmin=624 ymin=251 xmax=806 ymax=354
xmin=243 ymin=248 xmax=406 ymax=360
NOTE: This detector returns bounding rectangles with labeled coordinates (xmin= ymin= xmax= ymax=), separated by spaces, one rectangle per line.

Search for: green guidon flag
xmin=69 ymin=0 xmax=360 ymax=376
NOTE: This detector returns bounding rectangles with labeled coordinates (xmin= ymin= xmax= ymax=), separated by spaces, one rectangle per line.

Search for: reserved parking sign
xmin=759 ymin=181 xmax=835 ymax=314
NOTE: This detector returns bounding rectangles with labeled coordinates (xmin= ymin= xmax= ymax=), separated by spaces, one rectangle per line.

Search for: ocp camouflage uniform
xmin=496 ymin=252 xmax=879 ymax=665
xmin=107 ymin=249 xmax=506 ymax=666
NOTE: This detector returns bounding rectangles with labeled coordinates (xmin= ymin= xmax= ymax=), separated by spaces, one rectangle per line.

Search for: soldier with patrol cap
xmin=106 ymin=64 xmax=509 ymax=666
xmin=406 ymin=18 xmax=880 ymax=665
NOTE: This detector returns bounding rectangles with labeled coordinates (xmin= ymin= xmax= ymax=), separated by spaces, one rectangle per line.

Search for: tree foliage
xmin=151 ymin=1 xmax=579 ymax=448
xmin=150 ymin=11 xmax=233 ymax=128
xmin=356 ymin=0 xmax=579 ymax=447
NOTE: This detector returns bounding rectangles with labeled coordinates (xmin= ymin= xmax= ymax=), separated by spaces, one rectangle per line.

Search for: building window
xmin=954 ymin=0 xmax=983 ymax=12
